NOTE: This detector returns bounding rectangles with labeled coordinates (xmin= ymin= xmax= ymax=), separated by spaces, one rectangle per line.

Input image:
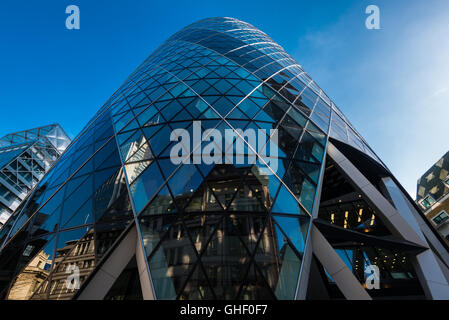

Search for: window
xmin=444 ymin=175 xmax=449 ymax=187
xmin=432 ymin=211 xmax=449 ymax=225
xmin=23 ymin=245 xmax=34 ymax=257
xmin=420 ymin=195 xmax=436 ymax=209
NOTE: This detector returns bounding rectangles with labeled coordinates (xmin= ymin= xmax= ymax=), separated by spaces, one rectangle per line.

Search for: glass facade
xmin=0 ymin=124 xmax=71 ymax=227
xmin=0 ymin=17 xmax=443 ymax=300
xmin=315 ymin=156 xmax=426 ymax=298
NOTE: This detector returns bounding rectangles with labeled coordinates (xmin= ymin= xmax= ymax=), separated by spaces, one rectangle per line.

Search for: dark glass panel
xmin=167 ymin=164 xmax=203 ymax=203
xmin=129 ymin=162 xmax=164 ymax=213
xmin=59 ymin=176 xmax=93 ymax=228
xmin=200 ymin=215 xmax=252 ymax=299
xmin=29 ymin=185 xmax=66 ymax=237
xmin=95 ymin=221 xmax=131 ymax=261
xmin=252 ymin=216 xmax=308 ymax=300
xmin=147 ymin=219 xmax=198 ymax=300
xmin=61 ymin=198 xmax=93 ymax=229
xmin=239 ymin=263 xmax=276 ymax=299
xmin=178 ymin=264 xmax=214 ymax=300
xmin=104 ymin=256 xmax=143 ymax=300
xmin=283 ymin=161 xmax=317 ymax=214
xmin=140 ymin=185 xmax=175 ymax=216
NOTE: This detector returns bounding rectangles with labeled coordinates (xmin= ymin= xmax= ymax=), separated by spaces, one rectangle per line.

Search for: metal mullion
xmin=293 ymin=109 xmax=332 ymax=299
xmin=235 ymin=203 xmax=280 ymax=299
xmin=110 ymin=115 xmax=159 ymax=300
xmin=174 ymin=217 xmax=219 ymax=300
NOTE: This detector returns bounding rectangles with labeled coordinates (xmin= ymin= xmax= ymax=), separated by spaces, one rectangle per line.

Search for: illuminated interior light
xmin=370 ymin=214 xmax=375 ymax=226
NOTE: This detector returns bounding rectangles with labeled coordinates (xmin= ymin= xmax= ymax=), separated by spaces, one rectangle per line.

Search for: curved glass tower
xmin=1 ymin=17 xmax=449 ymax=300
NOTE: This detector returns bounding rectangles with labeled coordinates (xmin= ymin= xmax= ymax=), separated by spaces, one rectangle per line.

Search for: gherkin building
xmin=1 ymin=17 xmax=449 ymax=300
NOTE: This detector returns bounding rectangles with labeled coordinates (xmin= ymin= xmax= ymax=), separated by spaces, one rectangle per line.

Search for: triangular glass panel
xmin=259 ymin=101 xmax=286 ymax=124
xmin=144 ymin=110 xmax=164 ymax=125
xmin=125 ymin=160 xmax=152 ymax=184
xmin=125 ymin=142 xmax=153 ymax=164
xmin=273 ymin=215 xmax=309 ymax=255
xmin=226 ymin=86 xmax=246 ymax=96
xmin=188 ymin=98 xmax=209 ymax=116
xmin=129 ymin=162 xmax=164 ymax=213
xmin=226 ymin=106 xmax=249 ymax=120
xmin=250 ymin=163 xmax=282 ymax=209
xmin=172 ymin=109 xmax=194 ymax=122
xmin=157 ymin=158 xmax=181 ymax=182
xmin=113 ymin=111 xmax=135 ymax=132
xmin=142 ymin=124 xmax=162 ymax=141
xmin=136 ymin=215 xmax=166 ymax=257
xmin=140 ymin=185 xmax=175 ymax=216
xmin=136 ymin=106 xmax=158 ymax=127
xmin=237 ymin=98 xmax=262 ymax=119
xmin=273 ymin=243 xmax=302 ymax=300
xmin=238 ymin=261 xmax=276 ymax=300
xmin=115 ymin=129 xmax=136 ymax=148
xmin=210 ymin=96 xmax=235 ymax=117
xmin=32 ymin=206 xmax=62 ymax=237
xmin=167 ymin=164 xmax=204 ymax=210
xmin=250 ymin=220 xmax=304 ymax=300
xmin=146 ymin=125 xmax=173 ymax=157
xmin=270 ymin=184 xmax=304 ymax=215
xmin=147 ymin=220 xmax=199 ymax=300
xmin=95 ymin=181 xmax=134 ymax=224
xmin=120 ymin=119 xmax=139 ymax=134
xmin=253 ymin=108 xmax=276 ymax=123
xmin=61 ymin=197 xmax=93 ymax=228
xmin=202 ymin=86 xmax=221 ymax=96
xmin=177 ymin=263 xmax=215 ymax=300
xmin=202 ymin=95 xmax=220 ymax=107
xmin=184 ymin=181 xmax=225 ymax=213
xmin=158 ymin=100 xmax=184 ymax=122
xmin=293 ymin=160 xmax=321 ymax=185
xmin=59 ymin=175 xmax=93 ymax=227
xmin=118 ymin=130 xmax=145 ymax=163
xmin=199 ymin=107 xmax=220 ymax=120
xmin=177 ymin=97 xmax=196 ymax=108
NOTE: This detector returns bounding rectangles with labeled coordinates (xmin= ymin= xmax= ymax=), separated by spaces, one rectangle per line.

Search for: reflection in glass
xmin=139 ymin=213 xmax=309 ymax=300
xmin=8 ymin=236 xmax=55 ymax=300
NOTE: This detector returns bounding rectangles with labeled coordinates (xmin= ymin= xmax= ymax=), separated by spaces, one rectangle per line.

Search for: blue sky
xmin=1 ymin=0 xmax=448 ymax=198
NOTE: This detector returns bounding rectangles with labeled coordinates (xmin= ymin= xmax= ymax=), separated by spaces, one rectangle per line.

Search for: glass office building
xmin=1 ymin=17 xmax=449 ymax=300
xmin=0 ymin=124 xmax=70 ymax=227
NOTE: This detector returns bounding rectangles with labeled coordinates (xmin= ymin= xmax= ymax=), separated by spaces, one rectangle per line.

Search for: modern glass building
xmin=1 ymin=17 xmax=449 ymax=300
xmin=416 ymin=151 xmax=449 ymax=245
xmin=0 ymin=124 xmax=70 ymax=227
xmin=417 ymin=151 xmax=449 ymax=210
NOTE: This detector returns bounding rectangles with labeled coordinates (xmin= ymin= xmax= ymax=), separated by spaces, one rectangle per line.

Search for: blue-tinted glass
xmin=129 ymin=162 xmax=164 ymax=213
